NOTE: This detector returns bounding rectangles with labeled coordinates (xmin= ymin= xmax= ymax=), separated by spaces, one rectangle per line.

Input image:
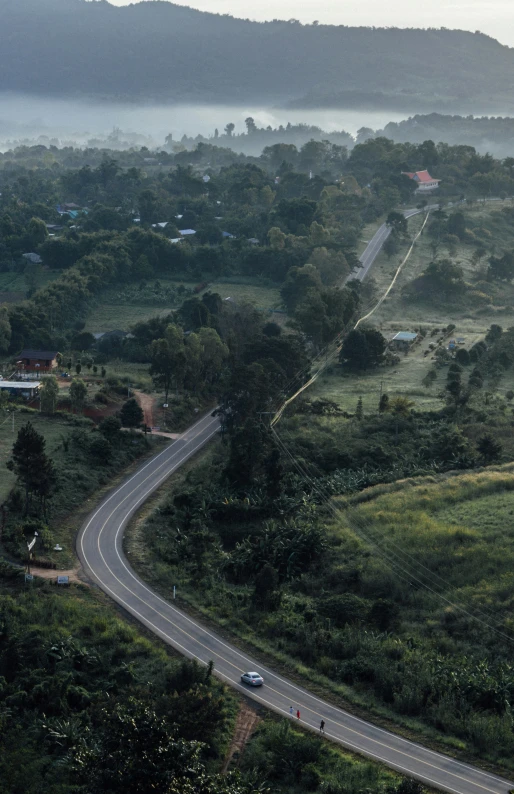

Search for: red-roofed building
xmin=402 ymin=170 xmax=441 ymax=192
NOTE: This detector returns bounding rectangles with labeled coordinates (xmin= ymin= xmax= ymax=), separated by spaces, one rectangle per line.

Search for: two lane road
xmin=356 ymin=207 xmax=425 ymax=281
xmin=78 ymin=412 xmax=514 ymax=794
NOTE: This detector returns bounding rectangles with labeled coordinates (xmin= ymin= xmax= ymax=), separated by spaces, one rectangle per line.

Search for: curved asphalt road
xmin=78 ymin=411 xmax=513 ymax=794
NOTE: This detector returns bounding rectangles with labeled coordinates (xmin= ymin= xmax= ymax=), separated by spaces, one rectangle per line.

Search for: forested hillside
xmin=1 ymin=0 xmax=514 ymax=112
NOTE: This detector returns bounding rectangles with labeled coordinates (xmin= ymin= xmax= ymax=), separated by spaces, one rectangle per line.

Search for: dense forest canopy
xmin=1 ymin=0 xmax=514 ymax=113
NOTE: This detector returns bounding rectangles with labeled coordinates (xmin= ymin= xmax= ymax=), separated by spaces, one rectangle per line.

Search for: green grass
xmin=203 ymin=280 xmax=281 ymax=311
xmin=84 ymin=304 xmax=173 ymax=333
xmin=0 ymin=410 xmax=73 ymax=502
xmin=85 ymin=277 xmax=281 ymax=332
xmin=310 ymin=350 xmax=445 ymax=414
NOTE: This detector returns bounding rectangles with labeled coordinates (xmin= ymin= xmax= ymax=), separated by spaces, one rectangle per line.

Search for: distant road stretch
xmin=78 ymin=411 xmax=514 ymax=794
xmin=355 ymin=205 xmax=427 ymax=281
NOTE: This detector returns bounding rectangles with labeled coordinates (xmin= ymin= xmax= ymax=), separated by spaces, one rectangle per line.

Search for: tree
xmin=6 ymin=422 xmax=57 ymax=515
xmin=488 ymin=251 xmax=514 ymax=281
xmin=75 ymin=362 xmax=82 ymax=375
xmin=355 ymin=396 xmax=363 ymax=420
xmin=383 ymin=233 xmax=399 ymax=259
xmin=447 ymin=211 xmax=466 ymax=240
xmin=379 ymin=393 xmax=390 ymax=413
xmin=253 ymin=563 xmax=281 ymax=611
xmin=138 ymin=189 xmax=160 ymax=224
xmin=27 ymin=216 xmax=48 ymax=248
xmin=485 ymin=324 xmax=503 ymax=344
xmin=69 ymin=379 xmax=88 ymax=413
xmin=477 ymin=434 xmax=502 ymax=463
xmin=386 ymin=211 xmax=407 ymax=235
xmin=224 ymin=122 xmax=235 ymax=137
xmin=0 ymin=306 xmax=12 ymax=353
xmin=268 ymin=226 xmax=286 ymax=250
xmin=455 ymin=348 xmax=470 ymax=365
xmin=89 ymin=434 xmax=111 ymax=463
xmin=24 ymin=260 xmax=43 ymax=296
xmin=99 ymin=416 xmax=122 ymax=440
xmin=244 ymin=116 xmax=257 ymax=134
xmin=132 ymin=254 xmax=154 ymax=279
xmin=120 ymin=398 xmax=143 ymax=428
xmin=150 ymin=329 xmax=186 ymax=402
xmin=281 ymin=264 xmax=322 ymax=312
xmin=340 ymin=328 xmax=386 ymax=371
xmin=424 ymin=258 xmax=465 ymax=294
xmin=40 ymin=375 xmax=59 ymax=414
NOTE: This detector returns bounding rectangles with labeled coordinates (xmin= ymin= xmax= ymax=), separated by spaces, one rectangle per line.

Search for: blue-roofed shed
xmin=390 ymin=331 xmax=418 ymax=351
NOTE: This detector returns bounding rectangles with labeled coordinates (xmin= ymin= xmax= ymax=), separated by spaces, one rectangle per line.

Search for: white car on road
xmin=241 ymin=671 xmax=264 ymax=687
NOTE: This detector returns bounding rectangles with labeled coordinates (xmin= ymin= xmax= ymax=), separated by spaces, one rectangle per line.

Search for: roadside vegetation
xmin=0 ymin=564 xmax=415 ymax=794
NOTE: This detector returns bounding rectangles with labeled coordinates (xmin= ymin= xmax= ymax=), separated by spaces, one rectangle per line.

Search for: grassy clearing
xmin=85 ymin=277 xmax=281 ymax=333
xmin=203 ymin=279 xmax=281 ymax=311
xmin=84 ymin=303 xmax=173 ymax=332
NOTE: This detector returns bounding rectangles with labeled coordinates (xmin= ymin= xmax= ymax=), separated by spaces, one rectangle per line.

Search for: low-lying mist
xmin=0 ymin=92 xmax=406 ymax=151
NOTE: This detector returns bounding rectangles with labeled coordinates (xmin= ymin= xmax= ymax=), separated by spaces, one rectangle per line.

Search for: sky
xmin=106 ymin=0 xmax=514 ymax=47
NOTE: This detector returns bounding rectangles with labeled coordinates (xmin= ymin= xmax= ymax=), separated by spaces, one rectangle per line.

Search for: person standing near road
xmin=320 ymin=719 xmax=325 ymax=734
xmin=296 ymin=709 xmax=300 ymax=720
xmin=289 ymin=706 xmax=294 ymax=716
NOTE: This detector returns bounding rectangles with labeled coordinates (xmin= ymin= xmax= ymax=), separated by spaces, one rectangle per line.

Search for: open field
xmin=84 ymin=303 xmax=174 ymax=333
xmin=85 ymin=277 xmax=281 ymax=332
xmin=204 ymin=279 xmax=281 ymax=310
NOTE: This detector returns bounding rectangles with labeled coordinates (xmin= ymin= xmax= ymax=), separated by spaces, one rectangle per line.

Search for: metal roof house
xmin=390 ymin=332 xmax=418 ymax=351
xmin=0 ymin=380 xmax=41 ymax=399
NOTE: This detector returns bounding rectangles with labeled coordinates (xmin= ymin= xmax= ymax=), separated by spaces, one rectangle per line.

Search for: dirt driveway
xmin=134 ymin=390 xmax=155 ymax=427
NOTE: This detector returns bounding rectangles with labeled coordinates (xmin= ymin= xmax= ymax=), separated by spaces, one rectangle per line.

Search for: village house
xmin=15 ymin=349 xmax=60 ymax=373
xmin=402 ymin=170 xmax=441 ymax=192
xmin=0 ymin=380 xmax=41 ymax=400
xmin=389 ymin=331 xmax=418 ymax=352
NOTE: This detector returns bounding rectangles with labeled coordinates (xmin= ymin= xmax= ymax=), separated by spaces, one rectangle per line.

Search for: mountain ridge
xmin=0 ymin=0 xmax=513 ymax=112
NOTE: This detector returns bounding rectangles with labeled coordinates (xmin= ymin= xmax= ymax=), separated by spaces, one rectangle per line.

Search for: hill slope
xmin=0 ymin=0 xmax=514 ymax=111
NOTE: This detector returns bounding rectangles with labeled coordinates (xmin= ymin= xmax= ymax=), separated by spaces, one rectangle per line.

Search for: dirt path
xmin=30 ymin=566 xmax=83 ymax=584
xmin=134 ymin=390 xmax=155 ymax=427
xmin=222 ymin=702 xmax=261 ymax=773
